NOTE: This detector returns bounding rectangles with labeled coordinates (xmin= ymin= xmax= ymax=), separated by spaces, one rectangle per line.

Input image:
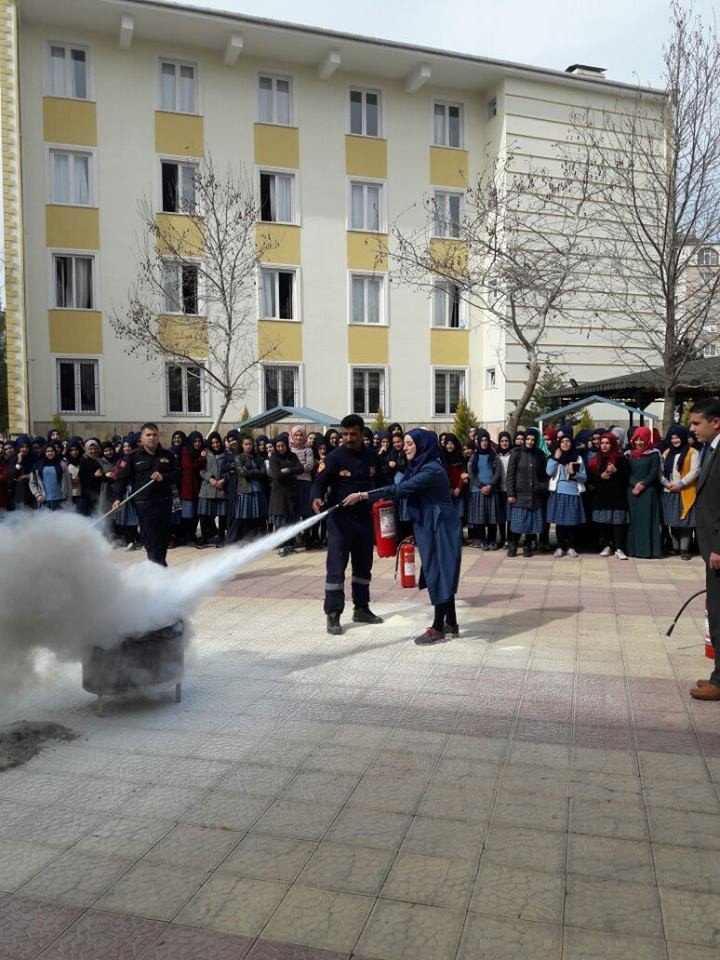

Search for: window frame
xmin=53 ymin=354 xmax=103 ymax=417
xmin=348 ymin=270 xmax=387 ymax=326
xmin=48 ymin=249 xmax=98 ymax=311
xmin=159 ymin=258 xmax=203 ymax=316
xmin=485 ymin=366 xmax=497 ymax=389
xmin=258 ymin=265 xmax=301 ymax=322
xmin=46 ymin=144 xmax=96 ymax=207
xmin=45 ymin=41 xmax=92 ymax=100
xmin=431 ymin=188 xmax=463 ymax=239
xmin=158 ymin=155 xmax=201 ymax=215
xmin=431 ymin=279 xmax=466 ymax=329
xmin=431 ymin=365 xmax=468 ymax=419
xmin=697 ymin=246 xmax=719 ymax=267
xmin=260 ymin=361 xmax=303 ymax=410
xmin=349 ymin=365 xmax=389 ymax=418
xmin=164 ymin=361 xmax=209 ymax=417
xmin=257 ymin=73 xmax=294 ymax=126
xmin=347 ymin=178 xmax=386 ymax=233
xmin=487 ymin=97 xmax=498 ymax=120
xmin=348 ymin=86 xmax=383 ymax=138
xmin=158 ymin=57 xmax=199 ymax=115
xmin=256 ymin=166 xmax=299 ymax=225
xmin=432 ymin=100 xmax=464 ymax=149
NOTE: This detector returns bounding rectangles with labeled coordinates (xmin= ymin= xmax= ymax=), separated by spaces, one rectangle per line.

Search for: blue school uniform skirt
xmin=468 ymin=490 xmax=500 ymax=525
xmin=547 ymin=492 xmax=586 ymax=526
xmin=509 ymin=505 xmax=545 ymax=535
xmin=662 ymin=491 xmax=695 ymax=528
xmin=198 ymin=498 xmax=227 ymax=518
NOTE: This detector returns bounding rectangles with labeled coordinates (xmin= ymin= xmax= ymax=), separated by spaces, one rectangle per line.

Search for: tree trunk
xmin=208 ymin=395 xmax=232 ymax=437
xmin=661 ymin=389 xmax=676 ymax=435
xmin=506 ymin=360 xmax=541 ymax=435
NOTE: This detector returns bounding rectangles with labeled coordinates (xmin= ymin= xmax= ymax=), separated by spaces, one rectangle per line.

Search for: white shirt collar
xmin=711 ymin=434 xmax=720 ymax=450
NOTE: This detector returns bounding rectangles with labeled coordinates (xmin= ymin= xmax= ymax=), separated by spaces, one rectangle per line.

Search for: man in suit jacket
xmin=689 ymin=398 xmax=720 ymax=700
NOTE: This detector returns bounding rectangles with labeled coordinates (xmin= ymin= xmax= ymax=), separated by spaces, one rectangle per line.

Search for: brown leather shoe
xmin=690 ymin=683 xmax=720 ymax=700
xmin=696 ymin=679 xmax=713 ymax=687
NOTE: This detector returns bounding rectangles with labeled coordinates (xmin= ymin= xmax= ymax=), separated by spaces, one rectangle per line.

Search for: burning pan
xmin=82 ymin=620 xmax=184 ymax=715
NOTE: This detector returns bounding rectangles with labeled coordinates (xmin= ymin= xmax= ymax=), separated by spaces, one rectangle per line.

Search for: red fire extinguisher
xmin=397 ymin=537 xmax=417 ymax=589
xmin=372 ymin=499 xmax=398 ymax=558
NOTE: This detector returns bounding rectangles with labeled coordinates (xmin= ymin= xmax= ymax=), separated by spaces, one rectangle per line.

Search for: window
xmin=351 ymin=274 xmax=384 ymax=325
xmin=49 ymin=149 xmax=92 ymax=205
xmin=53 ymin=254 xmax=94 ymax=309
xmin=349 ymin=181 xmax=382 ymax=232
xmin=260 ymin=268 xmax=296 ymax=320
xmin=161 ymin=160 xmax=198 ymax=213
xmin=48 ymin=44 xmax=88 ymax=99
xmin=349 ymin=88 xmax=381 ymax=137
xmin=258 ymin=75 xmax=292 ymax=125
xmin=487 ymin=97 xmax=498 ymax=120
xmin=698 ymin=247 xmax=719 ymax=267
xmin=263 ymin=364 xmax=299 ymax=408
xmin=259 ymin=172 xmax=294 ymax=223
xmin=485 ymin=367 xmax=497 ymax=389
xmin=161 ymin=262 xmax=199 ymax=315
xmin=352 ymin=368 xmax=385 ymax=416
xmin=159 ymin=60 xmax=197 ymax=113
xmin=57 ymin=358 xmax=99 ymax=414
xmin=433 ymin=191 xmax=462 ymax=238
xmin=434 ymin=369 xmax=465 ymax=416
xmin=166 ymin=363 xmax=205 ymax=415
xmin=433 ymin=102 xmax=462 ymax=148
xmin=432 ymin=281 xmax=463 ymax=328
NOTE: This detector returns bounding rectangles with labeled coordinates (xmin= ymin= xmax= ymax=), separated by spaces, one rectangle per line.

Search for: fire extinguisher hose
xmin=666 ymin=589 xmax=706 ymax=637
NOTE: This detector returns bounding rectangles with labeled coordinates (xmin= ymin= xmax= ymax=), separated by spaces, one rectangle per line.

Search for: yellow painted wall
xmin=43 ymin=97 xmax=97 ymax=146
xmin=257 ymin=223 xmax=301 ymax=264
xmin=430 ymin=328 xmax=469 ymax=365
xmin=429 ymin=146 xmax=468 ymax=188
xmin=258 ymin=319 xmax=303 ymax=361
xmin=347 ymin=232 xmax=388 ymax=271
xmin=48 ymin=310 xmax=103 ymax=354
xmin=345 ymin=136 xmax=387 ymax=179
xmin=348 ymin=324 xmax=389 ymax=364
xmin=158 ymin=315 xmax=208 ymax=357
xmin=254 ymin=124 xmax=300 ymax=168
xmin=154 ymin=112 xmax=204 ymax=157
xmin=155 ymin=213 xmax=205 ymax=257
xmin=46 ymin=205 xmax=99 ymax=249
xmin=429 ymin=238 xmax=468 ymax=277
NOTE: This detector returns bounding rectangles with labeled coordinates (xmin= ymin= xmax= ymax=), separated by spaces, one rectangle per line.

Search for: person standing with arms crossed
xmin=112 ymin=423 xmax=179 ymax=567
xmin=311 ymin=415 xmax=384 ymax=635
xmin=689 ymin=399 xmax=720 ymax=700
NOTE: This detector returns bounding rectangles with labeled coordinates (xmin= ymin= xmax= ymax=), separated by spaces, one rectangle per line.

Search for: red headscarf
xmin=588 ymin=432 xmax=622 ymax=475
xmin=629 ymin=426 xmax=653 ymax=458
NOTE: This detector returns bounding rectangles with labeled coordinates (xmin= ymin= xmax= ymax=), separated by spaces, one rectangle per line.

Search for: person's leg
xmin=706 ymin=565 xmax=720 ymax=687
xmin=613 ymin=523 xmax=627 ymax=555
xmin=432 ymin=601 xmax=449 ymax=632
xmin=487 ymin=524 xmax=497 ymax=548
xmin=350 ymin=519 xmax=378 ymax=618
xmin=324 ymin=515 xmax=350 ymax=615
xmin=445 ymin=595 xmax=458 ymax=630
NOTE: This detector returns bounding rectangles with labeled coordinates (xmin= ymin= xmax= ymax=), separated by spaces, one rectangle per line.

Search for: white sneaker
xmin=567 ymin=548 xmax=579 ymax=558
xmin=553 ymin=548 xmax=564 ymax=558
xmin=599 ymin=546 xmax=612 ymax=557
xmin=615 ymin=549 xmax=628 ymax=560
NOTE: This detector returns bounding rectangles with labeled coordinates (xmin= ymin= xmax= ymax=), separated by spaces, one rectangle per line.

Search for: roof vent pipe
xmin=565 ymin=64 xmax=607 ymax=77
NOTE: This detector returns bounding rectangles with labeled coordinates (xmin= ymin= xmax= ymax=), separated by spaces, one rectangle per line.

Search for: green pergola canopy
xmin=237 ymin=406 xmax=341 ymax=430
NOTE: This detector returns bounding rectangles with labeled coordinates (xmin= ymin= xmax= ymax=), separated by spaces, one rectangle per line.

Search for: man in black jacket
xmin=112 ymin=423 xmax=179 ymax=566
xmin=689 ymin=398 xmax=720 ymax=700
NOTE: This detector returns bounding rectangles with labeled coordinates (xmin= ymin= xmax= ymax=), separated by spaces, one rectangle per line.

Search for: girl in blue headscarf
xmin=661 ymin=424 xmax=699 ymax=560
xmin=468 ymin=430 xmax=502 ymax=549
xmin=342 ymin=429 xmax=462 ymax=645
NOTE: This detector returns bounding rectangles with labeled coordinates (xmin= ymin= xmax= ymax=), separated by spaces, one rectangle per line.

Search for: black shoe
xmin=488 ymin=543 xmax=499 ymax=551
xmin=507 ymin=545 xmax=517 ymax=558
xmin=326 ymin=612 xmax=343 ymax=635
xmin=352 ymin=607 xmax=383 ymax=624
xmin=414 ymin=627 xmax=446 ymax=645
xmin=523 ymin=545 xmax=532 ymax=557
xmin=444 ymin=620 xmax=460 ymax=637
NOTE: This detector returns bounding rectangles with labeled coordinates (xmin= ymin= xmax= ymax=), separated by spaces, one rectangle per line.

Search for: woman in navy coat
xmin=343 ymin=428 xmax=462 ymax=645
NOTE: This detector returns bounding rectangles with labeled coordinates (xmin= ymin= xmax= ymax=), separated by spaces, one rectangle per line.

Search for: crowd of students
xmin=0 ymin=419 xmax=703 ymax=561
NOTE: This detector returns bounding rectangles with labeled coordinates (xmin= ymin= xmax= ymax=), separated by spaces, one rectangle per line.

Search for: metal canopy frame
xmin=537 ymin=394 xmax=657 ymax=430
xmin=237 ymin=406 xmax=341 ymax=430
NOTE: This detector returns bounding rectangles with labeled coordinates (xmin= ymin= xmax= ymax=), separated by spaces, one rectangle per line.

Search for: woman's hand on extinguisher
xmin=342 ymin=491 xmax=368 ymax=507
xmin=507 ymin=496 xmax=516 ymax=504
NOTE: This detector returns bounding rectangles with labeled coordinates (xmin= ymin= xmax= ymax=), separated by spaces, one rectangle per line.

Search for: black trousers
xmin=324 ymin=512 xmax=374 ymax=614
xmin=706 ymin=563 xmax=720 ymax=686
xmin=135 ymin=499 xmax=172 ymax=566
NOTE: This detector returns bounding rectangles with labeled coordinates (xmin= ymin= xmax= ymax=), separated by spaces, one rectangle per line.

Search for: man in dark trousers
xmin=112 ymin=423 xmax=180 ymax=566
xmin=689 ymin=398 xmax=720 ymax=700
xmin=311 ymin=414 xmax=384 ymax=635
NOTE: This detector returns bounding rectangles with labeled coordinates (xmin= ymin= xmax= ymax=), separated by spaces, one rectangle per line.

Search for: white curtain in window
xmin=50 ymin=46 xmax=66 ymax=97
xmin=74 ymin=258 xmax=93 ymax=309
xmin=448 ymin=106 xmax=461 ymax=147
xmin=74 ymin=155 xmax=90 ymax=205
xmin=52 ymin=152 xmax=70 ymax=204
xmin=367 ymin=278 xmax=380 ymax=323
xmin=351 ymin=184 xmax=364 ymax=229
xmin=366 ymin=185 xmax=380 ymax=231
xmin=258 ymin=77 xmax=273 ymax=122
xmin=275 ymin=175 xmax=292 ymax=222
xmin=433 ymin=104 xmax=446 ymax=145
xmin=161 ymin=262 xmax=178 ymax=312
xmin=432 ymin=285 xmax=447 ymax=327
xmin=448 ymin=194 xmax=461 ymax=236
xmin=262 ymin=271 xmax=276 ymax=317
xmin=55 ymin=257 xmax=71 ymax=308
xmin=70 ymin=49 xmax=87 ymax=99
xmin=179 ymin=65 xmax=195 ymax=113
xmin=180 ymin=164 xmax=196 ymax=209
xmin=352 ymin=277 xmax=365 ymax=324
xmin=160 ymin=62 xmax=175 ymax=110
xmin=276 ymin=79 xmax=290 ymax=124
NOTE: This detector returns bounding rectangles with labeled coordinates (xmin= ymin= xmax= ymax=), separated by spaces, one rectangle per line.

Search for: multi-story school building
xmin=1 ymin=0 xmax=666 ymax=435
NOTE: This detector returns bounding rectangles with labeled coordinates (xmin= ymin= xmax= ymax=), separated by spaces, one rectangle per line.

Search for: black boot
xmin=523 ymin=544 xmax=532 ymax=557
xmin=326 ymin=612 xmax=343 ymax=635
xmin=352 ymin=607 xmax=383 ymax=624
xmin=507 ymin=544 xmax=517 ymax=557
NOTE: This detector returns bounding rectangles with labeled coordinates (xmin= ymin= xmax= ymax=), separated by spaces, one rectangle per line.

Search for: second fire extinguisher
xmin=372 ymin=499 xmax=398 ymax=558
xmin=398 ymin=538 xmax=416 ymax=589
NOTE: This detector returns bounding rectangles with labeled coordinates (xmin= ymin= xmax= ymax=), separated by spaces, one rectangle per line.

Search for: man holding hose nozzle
xmin=111 ymin=423 xmax=179 ymax=567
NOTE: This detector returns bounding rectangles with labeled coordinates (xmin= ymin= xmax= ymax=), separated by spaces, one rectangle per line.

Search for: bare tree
xmin=577 ymin=1 xmax=720 ymax=430
xmin=387 ymin=152 xmax=599 ymax=433
xmin=110 ymin=157 xmax=277 ymax=434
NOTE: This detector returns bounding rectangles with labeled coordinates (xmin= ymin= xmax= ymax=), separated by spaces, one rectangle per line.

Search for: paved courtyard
xmin=1 ymin=543 xmax=718 ymax=960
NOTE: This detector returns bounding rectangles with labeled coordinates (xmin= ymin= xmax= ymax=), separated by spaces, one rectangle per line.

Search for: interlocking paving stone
xmin=355 ymin=899 xmax=465 ymax=960
xmin=457 ymin=913 xmax=563 ymax=960
xmin=261 ymin=884 xmax=373 ymax=953
xmin=94 ymin=862 xmax=208 ymax=920
xmin=142 ymin=923 xmax=254 ymax=959
xmin=469 ymin=861 xmax=565 ymax=924
xmin=36 ymin=910 xmax=164 ymax=960
xmin=175 ymin=874 xmax=289 ymax=936
xmin=0 ymin=896 xmax=82 ymax=959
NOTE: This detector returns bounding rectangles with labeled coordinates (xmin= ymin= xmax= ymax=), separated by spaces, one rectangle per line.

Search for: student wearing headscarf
xmin=78 ymin=438 xmax=105 ymax=516
xmin=442 ymin=434 xmax=469 ymax=524
xmin=546 ymin=429 xmax=587 ymax=557
xmin=116 ymin=436 xmax=140 ymax=550
xmin=29 ymin=443 xmax=71 ymax=510
xmin=661 ymin=424 xmax=699 ymax=560
xmin=343 ymin=429 xmax=462 ymax=645
xmin=588 ymin=432 xmax=630 ymax=558
xmin=290 ymin=426 xmax=316 ymax=548
xmin=468 ymin=430 xmax=502 ymax=550
xmin=325 ymin=428 xmax=340 ymax=449
xmin=177 ymin=431 xmax=205 ymax=544
xmin=506 ymin=428 xmax=548 ymax=557
xmin=197 ymin=431 xmax=228 ymax=546
xmin=513 ymin=429 xmax=526 ymax=448
xmin=625 ymin=426 xmax=663 ymax=558
xmin=64 ymin=437 xmax=84 ymax=512
xmin=496 ymin=431 xmax=513 ymax=547
xmin=268 ymin=432 xmax=303 ymax=556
